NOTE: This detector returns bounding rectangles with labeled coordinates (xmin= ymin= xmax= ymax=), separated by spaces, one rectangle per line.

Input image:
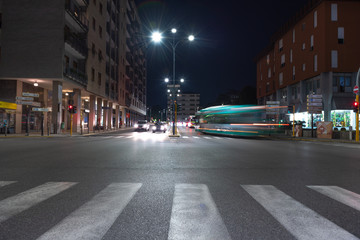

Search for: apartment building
xmin=167 ymin=93 xmax=200 ymax=122
xmin=256 ymin=0 xmax=360 ymax=128
xmin=0 ymin=0 xmax=146 ymax=134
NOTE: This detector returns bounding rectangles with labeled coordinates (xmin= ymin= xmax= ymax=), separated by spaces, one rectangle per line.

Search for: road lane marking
xmin=126 ymin=136 xmax=133 ymax=139
xmin=0 ymin=182 xmax=77 ymax=223
xmin=242 ymin=185 xmax=359 ymax=240
xmin=308 ymin=186 xmax=360 ymax=212
xmin=115 ymin=136 xmax=125 ymax=138
xmin=168 ymin=184 xmax=231 ymax=240
xmin=182 ymin=136 xmax=189 ymax=138
xmin=214 ymin=137 xmax=222 ymax=139
xmin=203 ymin=136 xmax=212 ymax=139
xmin=192 ymin=136 xmax=199 ymax=139
xmin=0 ymin=181 xmax=16 ymax=188
xmin=37 ymin=183 xmax=142 ymax=240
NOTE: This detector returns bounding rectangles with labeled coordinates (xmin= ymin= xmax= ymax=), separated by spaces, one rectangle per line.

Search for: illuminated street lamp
xmin=165 ymin=78 xmax=169 ymax=83
xmin=151 ymin=28 xmax=195 ymax=135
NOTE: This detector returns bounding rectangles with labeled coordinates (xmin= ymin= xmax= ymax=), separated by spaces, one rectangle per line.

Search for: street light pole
xmin=172 ymin=31 xmax=177 ymax=135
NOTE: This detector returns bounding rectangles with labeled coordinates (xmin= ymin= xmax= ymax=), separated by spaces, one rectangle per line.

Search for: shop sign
xmin=16 ymin=96 xmax=34 ymax=101
xmin=15 ymin=101 xmax=41 ymax=107
xmin=22 ymin=92 xmax=39 ymax=97
xmin=307 ymin=102 xmax=322 ymax=107
xmin=0 ymin=101 xmax=17 ymax=110
xmin=32 ymin=107 xmax=51 ymax=112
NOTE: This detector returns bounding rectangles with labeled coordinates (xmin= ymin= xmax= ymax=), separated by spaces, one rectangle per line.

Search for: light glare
xmin=151 ymin=31 xmax=162 ymax=43
xmin=188 ymin=35 xmax=195 ymax=41
xmin=171 ymin=28 xmax=177 ymax=33
xmin=165 ymin=78 xmax=169 ymax=83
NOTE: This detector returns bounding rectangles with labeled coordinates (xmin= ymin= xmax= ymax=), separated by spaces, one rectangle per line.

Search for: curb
xmin=269 ymin=136 xmax=360 ymax=144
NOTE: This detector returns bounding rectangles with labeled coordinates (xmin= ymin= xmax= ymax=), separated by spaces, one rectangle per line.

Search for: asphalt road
xmin=0 ymin=126 xmax=360 ymax=240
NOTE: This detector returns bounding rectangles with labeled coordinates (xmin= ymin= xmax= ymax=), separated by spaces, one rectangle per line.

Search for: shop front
xmin=0 ymin=101 xmax=17 ymax=134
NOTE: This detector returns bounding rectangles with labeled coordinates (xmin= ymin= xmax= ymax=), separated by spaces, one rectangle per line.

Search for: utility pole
xmin=355 ymin=68 xmax=360 ymax=142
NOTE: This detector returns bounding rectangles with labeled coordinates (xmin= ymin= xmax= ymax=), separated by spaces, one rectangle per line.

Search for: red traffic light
xmin=68 ymin=105 xmax=73 ymax=109
xmin=355 ymin=102 xmax=359 ymax=107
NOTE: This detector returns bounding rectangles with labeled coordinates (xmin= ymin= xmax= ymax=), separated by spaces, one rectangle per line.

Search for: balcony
xmin=65 ymin=0 xmax=89 ymax=32
xmin=63 ymin=65 xmax=88 ymax=87
xmin=64 ymin=32 xmax=87 ymax=58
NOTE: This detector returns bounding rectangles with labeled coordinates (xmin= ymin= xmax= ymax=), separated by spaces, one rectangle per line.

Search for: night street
xmin=1 ymin=127 xmax=360 ymax=240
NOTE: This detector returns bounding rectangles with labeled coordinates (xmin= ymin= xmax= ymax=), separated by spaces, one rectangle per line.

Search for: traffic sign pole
xmin=292 ymin=105 xmax=295 ymax=137
xmin=356 ymin=68 xmax=360 ymax=142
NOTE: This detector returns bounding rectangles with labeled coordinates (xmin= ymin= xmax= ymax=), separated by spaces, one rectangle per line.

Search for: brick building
xmin=256 ymin=0 xmax=360 ymax=128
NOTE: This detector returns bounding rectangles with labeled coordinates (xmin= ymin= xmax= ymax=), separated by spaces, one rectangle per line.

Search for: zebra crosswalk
xmin=1 ymin=181 xmax=359 ymax=239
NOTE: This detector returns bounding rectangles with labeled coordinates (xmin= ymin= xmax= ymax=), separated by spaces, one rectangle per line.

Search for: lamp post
xmin=151 ymin=29 xmax=194 ymax=135
xmin=356 ymin=67 xmax=360 ymax=141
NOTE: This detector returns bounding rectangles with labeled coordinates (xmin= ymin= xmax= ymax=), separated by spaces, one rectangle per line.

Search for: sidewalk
xmin=0 ymin=127 xmax=134 ymax=138
xmin=268 ymin=134 xmax=360 ymax=144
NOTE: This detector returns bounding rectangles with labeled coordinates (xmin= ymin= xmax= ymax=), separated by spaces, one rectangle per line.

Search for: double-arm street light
xmin=151 ymin=28 xmax=195 ymax=135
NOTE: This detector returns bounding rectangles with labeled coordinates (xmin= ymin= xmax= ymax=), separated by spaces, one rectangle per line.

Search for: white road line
xmin=0 ymin=182 xmax=77 ymax=223
xmin=168 ymin=184 xmax=231 ymax=240
xmin=0 ymin=181 xmax=16 ymax=188
xmin=192 ymin=136 xmax=199 ymax=139
xmin=115 ymin=136 xmax=125 ymax=138
xmin=37 ymin=183 xmax=142 ymax=240
xmin=203 ymin=136 xmax=212 ymax=139
xmin=308 ymin=186 xmax=360 ymax=212
xmin=182 ymin=136 xmax=189 ymax=138
xmin=242 ymin=185 xmax=359 ymax=240
xmin=214 ymin=137 xmax=222 ymax=139
xmin=126 ymin=135 xmax=133 ymax=139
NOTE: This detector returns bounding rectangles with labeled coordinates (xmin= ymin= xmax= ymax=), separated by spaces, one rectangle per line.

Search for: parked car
xmin=152 ymin=122 xmax=167 ymax=133
xmin=134 ymin=120 xmax=149 ymax=131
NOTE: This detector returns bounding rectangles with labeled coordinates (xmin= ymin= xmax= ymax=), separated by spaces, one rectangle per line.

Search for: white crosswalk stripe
xmin=126 ymin=135 xmax=133 ymax=139
xmin=168 ymin=184 xmax=231 ymax=240
xmin=242 ymin=185 xmax=359 ymax=240
xmin=115 ymin=136 xmax=125 ymax=138
xmin=181 ymin=136 xmax=189 ymax=138
xmin=0 ymin=181 xmax=16 ymax=188
xmin=203 ymin=136 xmax=212 ymax=139
xmin=0 ymin=182 xmax=77 ymax=223
xmin=308 ymin=186 xmax=360 ymax=212
xmin=37 ymin=183 xmax=141 ymax=240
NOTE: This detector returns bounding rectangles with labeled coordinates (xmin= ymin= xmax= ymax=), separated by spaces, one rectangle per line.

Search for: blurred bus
xmin=196 ymin=105 xmax=289 ymax=137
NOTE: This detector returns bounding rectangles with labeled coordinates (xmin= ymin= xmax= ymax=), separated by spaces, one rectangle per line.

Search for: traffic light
xmin=353 ymin=101 xmax=359 ymax=113
xmin=68 ymin=104 xmax=74 ymax=113
xmin=73 ymin=106 xmax=77 ymax=114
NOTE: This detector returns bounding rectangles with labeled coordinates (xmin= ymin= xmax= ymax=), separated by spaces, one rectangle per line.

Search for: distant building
xmin=0 ymin=0 xmax=146 ymax=134
xmin=167 ymin=93 xmax=200 ymax=122
xmin=256 ymin=0 xmax=360 ymax=128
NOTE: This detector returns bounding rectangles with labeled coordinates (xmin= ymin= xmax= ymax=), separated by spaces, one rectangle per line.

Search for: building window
xmin=279 ymin=72 xmax=283 ymax=86
xmin=267 ymin=54 xmax=270 ymax=64
xmin=292 ymin=86 xmax=298 ymax=99
xmin=302 ymin=63 xmax=306 ymax=72
xmin=331 ymin=50 xmax=338 ymax=68
xmin=279 ymin=39 xmax=283 ymax=52
xmin=302 ymin=43 xmax=306 ymax=50
xmin=314 ymin=55 xmax=318 ymax=72
xmin=99 ymin=3 xmax=103 ymax=14
xmin=310 ymin=35 xmax=314 ymax=51
xmin=314 ymin=11 xmax=318 ymax=28
xmin=331 ymin=3 xmax=338 ymax=21
xmin=292 ymin=29 xmax=295 ymax=43
xmin=290 ymin=49 xmax=293 ymax=63
xmin=266 ymin=83 xmax=270 ymax=93
xmin=98 ymin=73 xmax=101 ymax=85
xmin=99 ymin=26 xmax=102 ymax=38
xmin=281 ymin=54 xmax=285 ymax=68
xmin=338 ymin=27 xmax=344 ymax=44
xmin=293 ymin=66 xmax=295 ymax=80
xmin=302 ymin=22 xmax=306 ymax=31
xmin=92 ymin=18 xmax=96 ymax=31
xmin=333 ymin=75 xmax=351 ymax=92
xmin=91 ymin=43 xmax=96 ymax=55
xmin=261 ymin=74 xmax=263 ymax=81
xmin=268 ymin=68 xmax=271 ymax=78
xmin=91 ymin=68 xmax=95 ymax=81
xmin=98 ymin=50 xmax=103 ymax=62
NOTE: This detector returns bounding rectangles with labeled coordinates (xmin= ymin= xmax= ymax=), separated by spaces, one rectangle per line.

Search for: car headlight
xmin=160 ymin=126 xmax=164 ymax=130
xmin=134 ymin=124 xmax=138 ymax=128
xmin=152 ymin=126 xmax=156 ymax=130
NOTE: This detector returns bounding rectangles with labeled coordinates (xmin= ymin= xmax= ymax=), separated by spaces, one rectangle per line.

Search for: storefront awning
xmin=332 ymin=97 xmax=354 ymax=110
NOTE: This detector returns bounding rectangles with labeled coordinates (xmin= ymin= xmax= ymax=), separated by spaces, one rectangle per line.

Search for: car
xmin=134 ymin=120 xmax=149 ymax=131
xmin=152 ymin=122 xmax=167 ymax=133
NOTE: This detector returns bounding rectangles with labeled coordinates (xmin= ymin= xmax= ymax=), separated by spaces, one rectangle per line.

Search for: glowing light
xmin=188 ymin=35 xmax=195 ymax=41
xmin=65 ymin=93 xmax=69 ymax=96
xmin=180 ymin=78 xmax=184 ymax=83
xmin=165 ymin=78 xmax=169 ymax=83
xmin=33 ymin=82 xmax=38 ymax=87
xmin=151 ymin=31 xmax=162 ymax=43
xmin=171 ymin=28 xmax=177 ymax=33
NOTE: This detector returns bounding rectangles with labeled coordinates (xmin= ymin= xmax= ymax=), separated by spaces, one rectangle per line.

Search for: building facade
xmin=256 ymin=0 xmax=360 ymax=128
xmin=167 ymin=93 xmax=200 ymax=122
xmin=0 ymin=0 xmax=146 ymax=134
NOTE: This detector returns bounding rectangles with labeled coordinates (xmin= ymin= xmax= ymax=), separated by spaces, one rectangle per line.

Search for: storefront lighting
xmin=33 ymin=81 xmax=38 ymax=87
xmin=65 ymin=93 xmax=69 ymax=96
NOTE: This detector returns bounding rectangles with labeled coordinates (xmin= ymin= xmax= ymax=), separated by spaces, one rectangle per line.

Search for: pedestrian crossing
xmin=84 ymin=134 xmax=236 ymax=141
xmin=1 ymin=181 xmax=359 ymax=239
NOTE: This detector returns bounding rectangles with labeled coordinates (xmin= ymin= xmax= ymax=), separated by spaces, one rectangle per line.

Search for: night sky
xmin=134 ymin=0 xmax=309 ymax=108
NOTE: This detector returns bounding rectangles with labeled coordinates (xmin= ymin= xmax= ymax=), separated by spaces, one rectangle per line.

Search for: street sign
xmin=307 ymin=102 xmax=322 ymax=107
xmin=308 ymin=98 xmax=322 ymax=103
xmin=266 ymin=101 xmax=280 ymax=105
xmin=22 ymin=92 xmax=39 ymax=97
xmin=307 ymin=94 xmax=322 ymax=99
xmin=15 ymin=101 xmax=41 ymax=107
xmin=0 ymin=101 xmax=17 ymax=110
xmin=354 ymin=85 xmax=359 ymax=94
xmin=32 ymin=107 xmax=51 ymax=112
xmin=16 ymin=96 xmax=34 ymax=101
